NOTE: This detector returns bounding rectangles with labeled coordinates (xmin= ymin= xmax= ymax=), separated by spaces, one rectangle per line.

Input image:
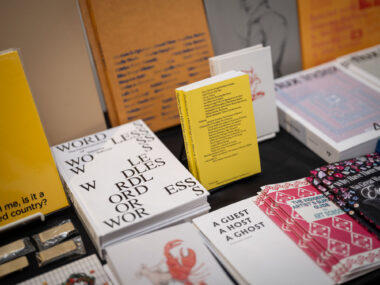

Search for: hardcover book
xmin=176 ymin=71 xmax=261 ymax=190
xmin=336 ymin=44 xmax=380 ymax=89
xmin=19 ymin=254 xmax=110 ymax=285
xmin=257 ymin=178 xmax=380 ymax=283
xmin=105 ymin=222 xmax=233 ymax=285
xmin=193 ymin=197 xmax=333 ymax=285
xmin=209 ymin=45 xmax=279 ymax=142
xmin=79 ymin=0 xmax=214 ymax=131
xmin=0 ymin=49 xmax=68 ymax=229
xmin=51 ymin=120 xmax=209 ymax=257
xmin=275 ymin=62 xmax=380 ymax=163
xmin=298 ymin=0 xmax=380 ymax=69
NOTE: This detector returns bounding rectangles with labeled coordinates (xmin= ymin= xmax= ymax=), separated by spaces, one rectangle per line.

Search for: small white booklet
xmin=193 ymin=197 xmax=334 ymax=285
xmin=19 ymin=254 xmax=111 ymax=285
xmin=105 ymin=222 xmax=233 ymax=285
xmin=52 ymin=120 xmax=209 ymax=257
xmin=209 ymin=45 xmax=279 ymax=142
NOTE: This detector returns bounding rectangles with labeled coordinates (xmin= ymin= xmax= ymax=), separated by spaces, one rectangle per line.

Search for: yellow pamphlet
xmin=176 ymin=71 xmax=261 ymax=190
xmin=0 ymin=49 xmax=68 ymax=228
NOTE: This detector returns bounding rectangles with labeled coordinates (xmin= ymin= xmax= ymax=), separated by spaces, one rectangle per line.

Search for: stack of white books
xmin=104 ymin=223 xmax=233 ymax=285
xmin=52 ymin=120 xmax=209 ymax=257
xmin=209 ymin=45 xmax=279 ymax=142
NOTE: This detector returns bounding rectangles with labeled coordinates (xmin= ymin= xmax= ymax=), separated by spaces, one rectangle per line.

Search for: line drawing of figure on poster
xmin=239 ymin=0 xmax=288 ymax=77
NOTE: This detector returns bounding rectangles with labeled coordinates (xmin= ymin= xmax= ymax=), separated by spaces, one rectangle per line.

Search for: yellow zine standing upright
xmin=0 ymin=49 xmax=68 ymax=230
xmin=176 ymin=71 xmax=261 ymax=190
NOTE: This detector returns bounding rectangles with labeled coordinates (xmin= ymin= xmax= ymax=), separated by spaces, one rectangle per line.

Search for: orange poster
xmin=298 ymin=0 xmax=380 ymax=68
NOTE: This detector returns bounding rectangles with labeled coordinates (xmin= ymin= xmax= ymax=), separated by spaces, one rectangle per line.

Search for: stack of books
xmin=176 ymin=70 xmax=261 ymax=190
xmin=104 ymin=223 xmax=233 ymax=284
xmin=51 ymin=120 xmax=209 ymax=257
xmin=193 ymin=197 xmax=333 ymax=285
xmin=256 ymin=178 xmax=380 ymax=283
xmin=275 ymin=60 xmax=380 ymax=163
xmin=308 ymin=153 xmax=380 ymax=239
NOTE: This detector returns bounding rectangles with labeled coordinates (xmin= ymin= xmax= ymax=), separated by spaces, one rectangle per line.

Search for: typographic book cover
xmin=258 ymin=178 xmax=380 ymax=283
xmin=176 ymin=71 xmax=261 ymax=190
xmin=209 ymin=45 xmax=279 ymax=141
xmin=79 ymin=0 xmax=214 ymax=131
xmin=275 ymin=62 xmax=380 ymax=163
xmin=105 ymin=223 xmax=233 ymax=285
xmin=193 ymin=197 xmax=332 ymax=285
xmin=309 ymin=153 xmax=380 ymax=237
xmin=0 ymin=49 xmax=68 ymax=228
xmin=51 ymin=120 xmax=208 ymax=255
xmin=298 ymin=0 xmax=380 ymax=69
xmin=19 ymin=254 xmax=110 ymax=285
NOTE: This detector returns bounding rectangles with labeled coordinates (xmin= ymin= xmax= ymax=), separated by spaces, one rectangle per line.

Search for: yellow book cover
xmin=177 ymin=71 xmax=261 ymax=190
xmin=0 ymin=49 xmax=68 ymax=228
xmin=298 ymin=0 xmax=380 ymax=69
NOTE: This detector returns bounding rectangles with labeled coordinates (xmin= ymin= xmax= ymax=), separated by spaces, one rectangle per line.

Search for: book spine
xmin=209 ymin=58 xmax=216 ymax=76
xmin=175 ymin=90 xmax=199 ymax=179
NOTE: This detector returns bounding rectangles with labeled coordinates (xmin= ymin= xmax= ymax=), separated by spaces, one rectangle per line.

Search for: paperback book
xmin=176 ymin=71 xmax=261 ymax=190
xmin=193 ymin=197 xmax=333 ymax=285
xmin=309 ymin=153 xmax=380 ymax=238
xmin=105 ymin=222 xmax=233 ymax=285
xmin=52 ymin=120 xmax=209 ymax=257
xmin=275 ymin=61 xmax=380 ymax=163
xmin=209 ymin=45 xmax=279 ymax=142
xmin=257 ymin=178 xmax=380 ymax=283
xmin=19 ymin=254 xmax=110 ymax=285
xmin=0 ymin=49 xmax=68 ymax=229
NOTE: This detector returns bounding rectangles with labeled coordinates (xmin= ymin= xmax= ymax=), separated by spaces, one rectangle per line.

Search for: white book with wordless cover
xmin=192 ymin=197 xmax=333 ymax=285
xmin=105 ymin=223 xmax=233 ymax=285
xmin=52 ymin=120 xmax=209 ymax=257
xmin=209 ymin=45 xmax=279 ymax=142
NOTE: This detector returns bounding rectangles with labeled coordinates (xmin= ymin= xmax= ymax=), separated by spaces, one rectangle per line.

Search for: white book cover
xmin=105 ymin=222 xmax=233 ymax=285
xmin=193 ymin=197 xmax=333 ymax=285
xmin=52 ymin=120 xmax=209 ymax=256
xmin=275 ymin=62 xmax=380 ymax=163
xmin=336 ymin=44 xmax=380 ymax=89
xmin=19 ymin=254 xmax=111 ymax=285
xmin=209 ymin=45 xmax=279 ymax=142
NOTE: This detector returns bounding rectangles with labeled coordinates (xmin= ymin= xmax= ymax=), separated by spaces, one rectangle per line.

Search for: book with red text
xmin=257 ymin=178 xmax=380 ymax=283
xmin=51 ymin=120 xmax=209 ymax=257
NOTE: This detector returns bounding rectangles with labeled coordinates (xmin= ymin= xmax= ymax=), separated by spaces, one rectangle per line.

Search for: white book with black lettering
xmin=104 ymin=222 xmax=233 ymax=285
xmin=52 ymin=120 xmax=209 ymax=257
xmin=192 ymin=197 xmax=333 ymax=285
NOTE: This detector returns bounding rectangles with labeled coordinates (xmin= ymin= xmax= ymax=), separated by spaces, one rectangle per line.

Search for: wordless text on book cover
xmin=298 ymin=0 xmax=380 ymax=69
xmin=275 ymin=62 xmax=380 ymax=163
xmin=209 ymin=45 xmax=279 ymax=142
xmin=0 ymin=49 xmax=69 ymax=229
xmin=105 ymin=223 xmax=233 ymax=285
xmin=79 ymin=0 xmax=214 ymax=131
xmin=51 ymin=120 xmax=209 ymax=257
xmin=193 ymin=197 xmax=333 ymax=285
xmin=176 ymin=71 xmax=261 ymax=190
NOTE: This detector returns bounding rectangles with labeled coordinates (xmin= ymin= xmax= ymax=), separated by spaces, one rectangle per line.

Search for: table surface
xmin=2 ymin=126 xmax=380 ymax=284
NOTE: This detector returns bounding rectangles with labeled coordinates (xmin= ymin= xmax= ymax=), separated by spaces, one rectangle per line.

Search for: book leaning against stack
xmin=51 ymin=120 xmax=209 ymax=257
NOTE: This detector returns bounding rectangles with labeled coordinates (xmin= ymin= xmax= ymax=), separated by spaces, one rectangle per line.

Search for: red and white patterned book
xmin=257 ymin=178 xmax=380 ymax=284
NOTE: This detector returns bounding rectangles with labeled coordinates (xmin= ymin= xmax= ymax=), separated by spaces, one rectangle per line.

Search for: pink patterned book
xmin=257 ymin=178 xmax=380 ymax=283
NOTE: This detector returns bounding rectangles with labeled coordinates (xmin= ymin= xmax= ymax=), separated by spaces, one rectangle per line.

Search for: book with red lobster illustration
xmin=209 ymin=45 xmax=279 ymax=142
xmin=104 ymin=222 xmax=233 ymax=285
